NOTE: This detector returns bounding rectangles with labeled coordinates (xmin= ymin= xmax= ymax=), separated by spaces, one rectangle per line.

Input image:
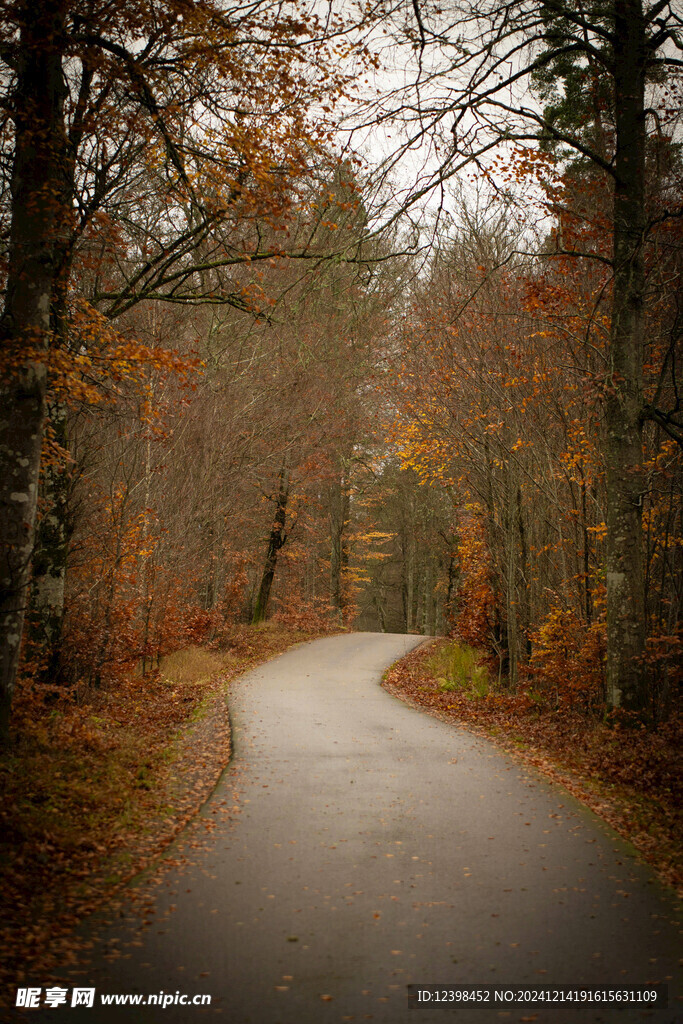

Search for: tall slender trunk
xmin=252 ymin=469 xmax=289 ymax=624
xmin=605 ymin=0 xmax=647 ymax=712
xmin=423 ymin=560 xmax=434 ymax=635
xmin=29 ymin=6 xmax=77 ymax=684
xmin=504 ymin=496 xmax=518 ymax=689
xmin=329 ymin=462 xmax=350 ymax=622
xmin=28 ymin=401 xmax=69 ymax=680
xmin=579 ymin=470 xmax=592 ymax=626
xmin=374 ymin=591 xmax=387 ymax=632
xmin=0 ymin=1 xmax=69 ymax=743
xmin=402 ymin=530 xmax=414 ymax=631
xmin=516 ymin=484 xmax=532 ymax=660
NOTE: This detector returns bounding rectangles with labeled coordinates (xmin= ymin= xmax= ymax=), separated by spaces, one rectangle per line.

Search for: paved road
xmin=48 ymin=633 xmax=680 ymax=1023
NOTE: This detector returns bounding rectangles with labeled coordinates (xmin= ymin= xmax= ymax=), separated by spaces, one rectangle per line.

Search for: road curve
xmin=50 ymin=633 xmax=680 ymax=1023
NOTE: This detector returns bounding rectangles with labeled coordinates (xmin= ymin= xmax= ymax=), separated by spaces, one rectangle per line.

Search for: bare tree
xmin=360 ymin=0 xmax=683 ymax=713
xmin=0 ymin=0 xmax=368 ymax=742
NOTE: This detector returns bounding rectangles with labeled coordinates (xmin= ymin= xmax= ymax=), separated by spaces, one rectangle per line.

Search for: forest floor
xmin=383 ymin=638 xmax=682 ymax=898
xmin=0 ymin=622 xmax=341 ymax=996
xmin=3 ymin=628 xmax=680 ymax=1001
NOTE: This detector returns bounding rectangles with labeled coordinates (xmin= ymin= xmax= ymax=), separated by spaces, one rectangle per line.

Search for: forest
xmin=0 ymin=0 xmax=682 ymax=975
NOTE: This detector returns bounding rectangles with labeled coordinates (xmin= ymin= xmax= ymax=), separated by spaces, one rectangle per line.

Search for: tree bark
xmin=605 ymin=0 xmax=647 ymax=712
xmin=0 ymin=0 xmax=69 ymax=743
xmin=252 ymin=469 xmax=289 ymax=624
xmin=329 ymin=461 xmax=350 ymax=622
xmin=28 ymin=403 xmax=69 ymax=679
xmin=402 ymin=529 xmax=415 ymax=632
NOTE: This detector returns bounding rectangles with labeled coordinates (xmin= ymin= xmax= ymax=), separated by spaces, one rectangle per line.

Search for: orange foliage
xmin=389 ymin=159 xmax=681 ymax=718
xmin=529 ymin=606 xmax=606 ymax=711
xmin=452 ymin=506 xmax=496 ymax=650
xmin=272 ymin=597 xmax=341 ymax=634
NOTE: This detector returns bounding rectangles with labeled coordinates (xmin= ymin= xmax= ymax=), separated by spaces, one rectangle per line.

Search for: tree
xmin=0 ymin=0 xmax=364 ymax=741
xmin=370 ymin=0 xmax=683 ymax=713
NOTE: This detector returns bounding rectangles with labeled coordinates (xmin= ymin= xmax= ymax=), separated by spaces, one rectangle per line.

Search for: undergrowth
xmin=428 ymin=642 xmax=491 ymax=697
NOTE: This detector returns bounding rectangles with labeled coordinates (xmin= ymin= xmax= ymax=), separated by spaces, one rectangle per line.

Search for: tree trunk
xmin=605 ymin=0 xmax=647 ymax=713
xmin=252 ymin=469 xmax=289 ymax=624
xmin=329 ymin=462 xmax=350 ymax=622
xmin=28 ymin=402 xmax=69 ymax=680
xmin=402 ymin=531 xmax=415 ymax=631
xmin=512 ymin=483 xmax=534 ymax=661
xmin=505 ymin=498 xmax=518 ymax=689
xmin=0 ymin=1 xmax=69 ymax=743
xmin=374 ymin=590 xmax=387 ymax=632
xmin=422 ymin=559 xmax=433 ymax=635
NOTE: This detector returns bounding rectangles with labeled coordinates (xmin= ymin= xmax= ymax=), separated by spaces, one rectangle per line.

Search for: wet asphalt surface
xmin=31 ymin=633 xmax=681 ymax=1023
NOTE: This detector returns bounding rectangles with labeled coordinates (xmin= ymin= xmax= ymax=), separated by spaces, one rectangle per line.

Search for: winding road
xmin=53 ymin=633 xmax=680 ymax=1023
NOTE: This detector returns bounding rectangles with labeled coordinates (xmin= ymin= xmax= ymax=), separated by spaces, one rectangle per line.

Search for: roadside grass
xmin=158 ymin=645 xmax=230 ymax=687
xmin=384 ymin=637 xmax=682 ymax=895
xmin=0 ymin=622 xmax=338 ymax=997
xmin=428 ymin=642 xmax=491 ymax=698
